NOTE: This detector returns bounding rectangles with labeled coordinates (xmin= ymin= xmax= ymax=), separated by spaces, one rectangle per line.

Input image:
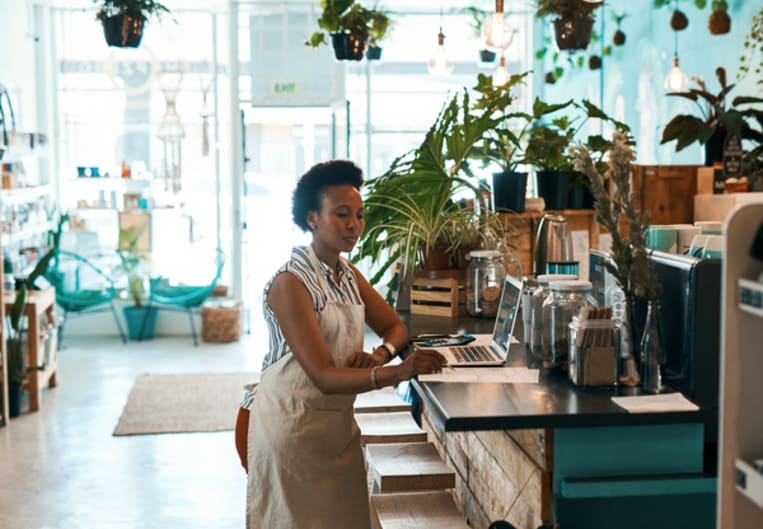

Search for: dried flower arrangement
xmin=569 ymin=130 xmax=659 ymax=301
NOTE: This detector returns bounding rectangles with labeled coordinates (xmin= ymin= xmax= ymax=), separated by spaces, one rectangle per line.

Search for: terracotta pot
xmin=420 ymin=243 xmax=452 ymax=271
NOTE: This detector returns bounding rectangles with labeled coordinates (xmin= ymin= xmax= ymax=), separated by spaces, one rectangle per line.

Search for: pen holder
xmin=568 ymin=318 xmax=619 ymax=386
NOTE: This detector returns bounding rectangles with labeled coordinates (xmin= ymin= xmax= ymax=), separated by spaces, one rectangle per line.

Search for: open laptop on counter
xmin=419 ymin=275 xmax=523 ymax=367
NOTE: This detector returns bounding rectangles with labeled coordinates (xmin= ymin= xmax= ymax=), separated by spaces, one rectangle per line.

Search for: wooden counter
xmin=401 ymin=312 xmax=715 ymax=529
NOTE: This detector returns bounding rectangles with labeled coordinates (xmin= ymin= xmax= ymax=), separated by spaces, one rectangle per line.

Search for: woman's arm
xmin=348 ymin=262 xmax=409 ymax=364
xmin=268 ymin=271 xmax=442 ymax=394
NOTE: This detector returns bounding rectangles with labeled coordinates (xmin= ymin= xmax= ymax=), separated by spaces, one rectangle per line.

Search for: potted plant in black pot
xmin=116 ymin=223 xmax=157 ymax=340
xmin=535 ymin=0 xmax=603 ymax=51
xmin=661 ymin=66 xmax=763 ymax=167
xmin=93 ymin=0 xmax=170 ymax=48
xmin=306 ymin=1 xmax=390 ymax=62
xmin=463 ymin=6 xmax=497 ymax=67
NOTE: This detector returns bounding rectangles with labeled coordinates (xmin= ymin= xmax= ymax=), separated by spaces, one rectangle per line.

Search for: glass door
xmin=240 ymin=105 xmax=338 ymax=337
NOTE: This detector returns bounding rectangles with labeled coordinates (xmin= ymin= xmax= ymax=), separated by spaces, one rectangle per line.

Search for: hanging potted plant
xmin=535 ymin=0 xmax=603 ymax=51
xmin=93 ymin=0 xmax=171 ymax=48
xmin=708 ymin=0 xmax=730 ymax=35
xmin=463 ymin=7 xmax=498 ymax=67
xmin=306 ymin=1 xmax=390 ymax=62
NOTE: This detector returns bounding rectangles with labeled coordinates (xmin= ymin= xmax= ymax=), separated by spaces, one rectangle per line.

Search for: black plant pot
xmin=567 ymin=186 xmax=585 ymax=209
xmin=366 ymin=44 xmax=382 ymax=60
xmin=536 ymin=170 xmax=570 ymax=211
xmin=479 ymin=48 xmax=497 ymax=64
xmin=553 ymin=14 xmax=595 ymax=51
xmin=331 ymin=32 xmax=367 ymax=61
xmin=492 ymin=171 xmax=528 ymax=213
xmin=704 ymin=126 xmax=727 ymax=167
xmin=8 ymin=382 xmax=22 ymax=418
xmin=101 ymin=13 xmax=145 ymax=48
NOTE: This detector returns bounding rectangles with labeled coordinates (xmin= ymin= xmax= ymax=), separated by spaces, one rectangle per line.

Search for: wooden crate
xmin=410 ymin=277 xmax=465 ymax=317
xmin=631 ymin=165 xmax=699 ymax=225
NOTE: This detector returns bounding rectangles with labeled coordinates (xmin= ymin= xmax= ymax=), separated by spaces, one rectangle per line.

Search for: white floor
xmin=0 ymin=333 xmax=265 ymax=529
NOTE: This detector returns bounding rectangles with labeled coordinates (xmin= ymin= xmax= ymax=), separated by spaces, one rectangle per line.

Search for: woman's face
xmin=307 ymin=184 xmax=364 ymax=254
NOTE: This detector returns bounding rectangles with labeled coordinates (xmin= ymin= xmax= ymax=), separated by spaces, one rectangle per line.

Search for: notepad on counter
xmin=611 ymin=392 xmax=700 ymax=413
xmin=418 ymin=367 xmax=539 ymax=384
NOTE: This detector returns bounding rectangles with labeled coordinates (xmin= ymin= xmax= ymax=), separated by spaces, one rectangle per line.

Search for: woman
xmin=239 ymin=160 xmax=445 ymax=529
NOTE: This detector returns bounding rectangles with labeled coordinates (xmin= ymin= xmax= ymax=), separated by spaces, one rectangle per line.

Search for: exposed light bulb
xmin=493 ymin=55 xmax=510 ymax=87
xmin=481 ymin=0 xmax=513 ymax=50
xmin=664 ymin=55 xmax=688 ymax=93
xmin=428 ymin=32 xmax=455 ymax=77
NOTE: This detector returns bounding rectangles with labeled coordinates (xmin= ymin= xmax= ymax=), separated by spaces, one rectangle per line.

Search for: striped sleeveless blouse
xmin=240 ymin=245 xmax=363 ymax=409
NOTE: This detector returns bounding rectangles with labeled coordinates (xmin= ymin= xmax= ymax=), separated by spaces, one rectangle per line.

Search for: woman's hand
xmin=343 ymin=351 xmax=381 ymax=369
xmin=395 ymin=348 xmax=446 ymax=381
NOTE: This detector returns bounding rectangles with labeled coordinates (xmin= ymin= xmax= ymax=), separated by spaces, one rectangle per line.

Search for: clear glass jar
xmin=529 ymin=274 xmax=578 ymax=362
xmin=465 ymin=250 xmax=505 ymax=318
xmin=541 ymin=280 xmax=597 ymax=369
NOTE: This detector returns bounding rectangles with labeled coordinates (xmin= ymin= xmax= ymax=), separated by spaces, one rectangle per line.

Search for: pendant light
xmin=428 ymin=9 xmax=454 ymax=77
xmin=664 ymin=30 xmax=687 ymax=93
xmin=481 ymin=0 xmax=513 ymax=50
xmin=493 ymin=54 xmax=510 ymax=87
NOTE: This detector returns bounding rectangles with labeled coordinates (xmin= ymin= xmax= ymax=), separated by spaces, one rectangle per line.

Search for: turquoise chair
xmin=42 ymin=249 xmax=127 ymax=346
xmin=140 ymin=248 xmax=225 ymax=346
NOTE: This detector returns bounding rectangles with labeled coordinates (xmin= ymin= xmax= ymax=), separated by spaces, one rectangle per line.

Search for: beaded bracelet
xmin=370 ymin=365 xmax=381 ymax=390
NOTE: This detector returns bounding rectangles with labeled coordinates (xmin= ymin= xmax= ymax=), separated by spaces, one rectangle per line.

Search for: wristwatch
xmin=378 ymin=341 xmax=396 ymax=360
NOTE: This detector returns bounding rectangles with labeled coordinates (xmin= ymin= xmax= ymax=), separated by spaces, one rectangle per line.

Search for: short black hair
xmin=291 ymin=160 xmax=364 ymax=232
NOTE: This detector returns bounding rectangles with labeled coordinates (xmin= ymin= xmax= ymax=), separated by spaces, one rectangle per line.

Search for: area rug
xmin=114 ymin=372 xmax=259 ymax=436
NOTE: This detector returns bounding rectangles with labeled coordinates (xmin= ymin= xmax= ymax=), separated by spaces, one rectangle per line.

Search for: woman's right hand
xmin=395 ymin=348 xmax=446 ymax=382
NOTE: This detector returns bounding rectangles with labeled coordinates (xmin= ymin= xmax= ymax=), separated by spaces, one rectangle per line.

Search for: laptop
xmin=430 ymin=275 xmax=524 ymax=366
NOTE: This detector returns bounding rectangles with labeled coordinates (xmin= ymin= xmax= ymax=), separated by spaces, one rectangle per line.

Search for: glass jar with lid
xmin=528 ymin=274 xmax=578 ymax=362
xmin=541 ymin=279 xmax=597 ymax=369
xmin=465 ymin=250 xmax=505 ymax=318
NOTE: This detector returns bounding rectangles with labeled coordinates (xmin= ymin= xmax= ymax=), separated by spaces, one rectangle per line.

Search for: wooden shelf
xmin=1 ymin=221 xmax=56 ymax=245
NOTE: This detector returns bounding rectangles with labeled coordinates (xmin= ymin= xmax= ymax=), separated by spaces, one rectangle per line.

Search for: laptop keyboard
xmin=450 ymin=345 xmax=495 ymax=363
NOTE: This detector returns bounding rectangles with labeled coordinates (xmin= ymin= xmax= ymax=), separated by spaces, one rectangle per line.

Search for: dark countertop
xmin=399 ymin=311 xmax=703 ymax=432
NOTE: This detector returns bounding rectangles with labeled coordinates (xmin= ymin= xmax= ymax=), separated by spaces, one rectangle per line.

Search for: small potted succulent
xmin=93 ymin=0 xmax=171 ymax=48
xmin=306 ymin=1 xmax=390 ymax=62
xmin=116 ymin=222 xmax=157 ymax=340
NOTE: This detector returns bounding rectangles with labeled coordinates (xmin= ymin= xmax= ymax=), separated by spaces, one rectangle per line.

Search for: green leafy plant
xmin=116 ymin=222 xmax=149 ymax=308
xmin=7 ymin=215 xmax=67 ymax=385
xmin=93 ymin=0 xmax=170 ymax=21
xmin=306 ymin=1 xmax=390 ymax=48
xmin=660 ymin=66 xmax=763 ymax=155
xmin=356 ymin=77 xmax=525 ymax=285
xmin=535 ymin=0 xmax=603 ymax=19
xmin=739 ymin=6 xmax=763 ymax=88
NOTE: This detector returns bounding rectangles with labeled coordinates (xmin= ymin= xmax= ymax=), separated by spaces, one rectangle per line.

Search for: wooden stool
xmin=366 ymin=442 xmax=455 ymax=493
xmin=355 ymin=387 xmax=412 ymax=414
xmin=370 ymin=491 xmax=469 ymax=529
xmin=356 ymin=411 xmax=427 ymax=446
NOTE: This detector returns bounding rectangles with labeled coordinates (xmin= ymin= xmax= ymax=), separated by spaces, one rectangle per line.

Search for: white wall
xmin=0 ymin=0 xmax=39 ymax=130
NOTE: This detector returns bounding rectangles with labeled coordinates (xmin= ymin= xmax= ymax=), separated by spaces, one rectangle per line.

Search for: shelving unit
xmin=718 ymin=203 xmax=763 ymax=528
xmin=0 ymin=237 xmax=7 ymax=425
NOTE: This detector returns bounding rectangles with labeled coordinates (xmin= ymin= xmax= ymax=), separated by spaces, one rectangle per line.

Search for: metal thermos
xmin=534 ymin=213 xmax=574 ymax=276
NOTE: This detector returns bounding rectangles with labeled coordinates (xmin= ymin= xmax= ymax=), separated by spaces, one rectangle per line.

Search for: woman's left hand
xmin=343 ymin=351 xmax=381 ymax=368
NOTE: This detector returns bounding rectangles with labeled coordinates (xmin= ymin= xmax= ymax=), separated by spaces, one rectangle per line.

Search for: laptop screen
xmin=490 ymin=275 xmax=523 ymax=358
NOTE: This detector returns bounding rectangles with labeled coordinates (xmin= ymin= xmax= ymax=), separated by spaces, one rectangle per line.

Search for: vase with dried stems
xmin=569 ymin=130 xmax=660 ymax=387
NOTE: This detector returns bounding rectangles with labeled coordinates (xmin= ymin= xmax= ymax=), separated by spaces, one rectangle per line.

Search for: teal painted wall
xmin=533 ymin=0 xmax=762 ymax=165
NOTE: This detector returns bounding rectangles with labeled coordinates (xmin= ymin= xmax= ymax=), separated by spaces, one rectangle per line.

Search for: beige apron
xmin=246 ymin=247 xmax=370 ymax=529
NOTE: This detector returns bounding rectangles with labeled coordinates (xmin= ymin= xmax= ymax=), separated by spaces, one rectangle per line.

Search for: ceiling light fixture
xmin=664 ymin=30 xmax=687 ymax=93
xmin=428 ymin=9 xmax=454 ymax=77
xmin=493 ymin=54 xmax=510 ymax=87
xmin=482 ymin=0 xmax=513 ymax=50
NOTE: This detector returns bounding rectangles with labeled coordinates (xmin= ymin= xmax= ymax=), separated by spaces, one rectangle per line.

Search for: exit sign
xmin=272 ymin=82 xmax=299 ymax=95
